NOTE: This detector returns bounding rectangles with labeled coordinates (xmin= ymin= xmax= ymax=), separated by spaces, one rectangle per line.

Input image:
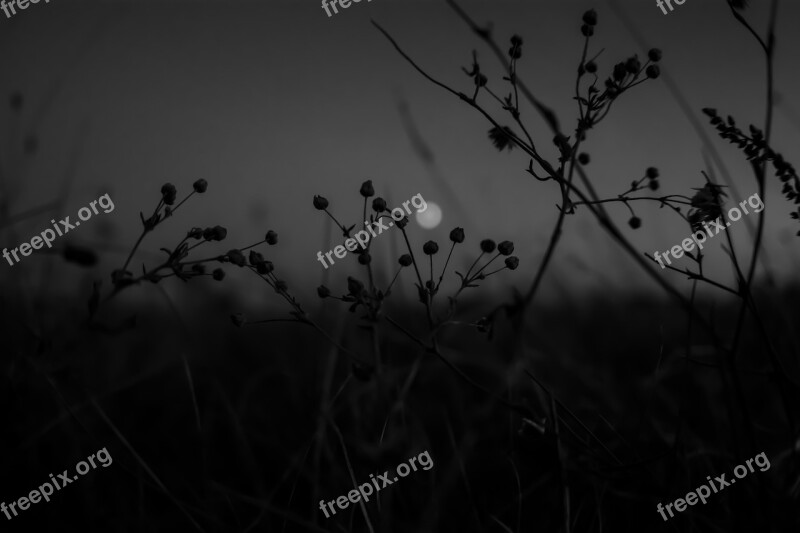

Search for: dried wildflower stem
xmin=480 ymin=265 xmax=508 ymax=277
xmin=322 ymin=208 xmax=348 ymax=236
xmin=93 ymin=401 xmax=206 ymax=532
xmin=430 ymin=266 xmax=499 ymax=337
xmin=377 ymin=8 xmax=796 ymax=482
xmin=120 ymin=198 xmax=162 ymax=272
xmin=244 ymin=267 xmax=369 ymax=366
xmin=551 ymin=397 xmax=571 ymax=533
xmin=362 ymin=198 xmax=377 ymax=291
xmin=445 ymin=0 xmax=608 ymax=209
xmin=644 ymin=257 xmax=739 ymax=297
xmin=237 ymin=239 xmax=267 ymax=252
xmin=444 ymin=0 xmax=559 ymax=132
xmin=463 ymin=251 xmax=484 ymax=280
xmin=523 ymin=97 xmax=587 ymax=306
xmin=298 ymin=314 xmax=369 ymax=367
xmin=121 ymin=191 xmax=197 ymax=274
xmin=370 ymin=323 xmax=383 ymax=376
xmin=385 ymin=267 xmax=402 ymax=294
xmin=396 ymin=224 xmax=437 ymax=327
xmin=518 ymin=45 xmax=662 ymax=306
xmin=524 ymin=208 xmax=567 ymax=305
xmin=329 ymin=422 xmax=377 ymax=533
xmin=471 ymin=253 xmax=500 ymax=278
xmin=573 ymin=195 xmax=692 ymax=208
xmin=383 ymin=314 xmax=531 ymax=417
xmin=524 ymin=370 xmax=618 ymax=463
xmin=398 ymin=227 xmax=424 ymax=290
xmin=362 ymin=215 xmax=383 ymax=374
xmin=456 ymin=0 xmax=748 ymax=344
xmin=384 ymin=315 xmax=429 ymax=351
xmin=724 ymin=0 xmax=798 ymax=443
xmin=435 ymin=242 xmax=456 ymax=291
xmin=374 ymin=19 xmax=743 ymax=368
xmin=372 ymin=21 xmax=551 ymax=178
xmin=170 ymin=190 xmax=196 ymax=213
xmin=606 ymin=0 xmax=772 ymax=283
xmin=431 ymin=338 xmax=529 ymax=417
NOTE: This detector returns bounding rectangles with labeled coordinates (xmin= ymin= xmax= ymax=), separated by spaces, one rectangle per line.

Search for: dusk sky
xmin=2 ymin=0 xmax=799 ymax=304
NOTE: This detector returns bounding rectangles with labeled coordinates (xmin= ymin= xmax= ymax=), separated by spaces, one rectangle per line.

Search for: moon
xmin=416 ymin=202 xmax=442 ymax=229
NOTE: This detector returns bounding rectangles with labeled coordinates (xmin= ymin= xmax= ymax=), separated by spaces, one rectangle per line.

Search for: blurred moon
xmin=417 ymin=202 xmax=442 ymax=229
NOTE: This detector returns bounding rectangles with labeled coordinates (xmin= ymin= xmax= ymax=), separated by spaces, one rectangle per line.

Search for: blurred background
xmin=1 ymin=0 xmax=799 ymax=531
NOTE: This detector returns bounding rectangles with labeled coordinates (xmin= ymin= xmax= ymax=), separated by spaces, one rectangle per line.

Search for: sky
xmin=1 ymin=0 xmax=799 ymax=305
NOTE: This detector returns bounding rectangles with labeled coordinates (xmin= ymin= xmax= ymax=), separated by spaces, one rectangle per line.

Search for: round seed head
xmin=258 ymin=261 xmax=274 ymax=275
xmin=625 ymin=56 xmax=641 ymax=74
xmin=203 ymin=225 xmax=227 ymax=242
xmin=648 ymin=48 xmax=662 ymax=62
xmin=498 ymin=241 xmax=514 ymax=256
xmin=249 ymin=251 xmax=265 ymax=266
xmin=372 ymin=197 xmax=387 ymax=212
xmin=449 ymin=227 xmax=465 ymax=243
xmin=360 ymin=180 xmax=374 ymax=198
xmin=423 ymin=241 xmax=439 ymax=255
xmin=313 ymin=195 xmax=329 ymax=210
xmin=480 ymin=239 xmax=496 ymax=253
xmin=193 ymin=179 xmax=208 ymax=193
xmin=227 ymin=249 xmax=246 ymax=267
xmin=161 ymin=183 xmax=177 ymax=205
xmin=613 ymin=62 xmax=627 ymax=82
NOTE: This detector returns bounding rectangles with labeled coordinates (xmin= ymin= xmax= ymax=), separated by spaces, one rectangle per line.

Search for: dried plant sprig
xmin=100 ymin=180 xmax=225 ymax=299
xmin=372 ymin=9 xmax=673 ymax=320
xmin=572 ymin=166 xmax=693 ymax=231
xmin=310 ymin=180 xmax=521 ymax=384
xmin=703 ymin=107 xmax=800 ymax=233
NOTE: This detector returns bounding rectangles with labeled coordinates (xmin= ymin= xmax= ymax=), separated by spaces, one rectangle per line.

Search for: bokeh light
xmin=417 ymin=202 xmax=442 ymax=229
